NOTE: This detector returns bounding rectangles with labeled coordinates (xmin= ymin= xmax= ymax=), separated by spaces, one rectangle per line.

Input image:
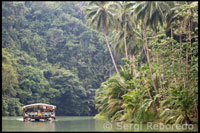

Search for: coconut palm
xmin=95 ymin=59 xmax=137 ymax=121
xmin=110 ymin=1 xmax=136 ymax=59
xmin=95 ymin=74 xmax=127 ymax=120
xmin=85 ymin=1 xmax=119 ymax=75
xmin=149 ymin=2 xmax=171 ymax=92
xmin=132 ymin=1 xmax=171 ymax=95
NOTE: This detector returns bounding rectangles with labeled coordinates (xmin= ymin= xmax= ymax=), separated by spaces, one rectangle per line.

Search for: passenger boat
xmin=22 ymin=103 xmax=56 ymax=121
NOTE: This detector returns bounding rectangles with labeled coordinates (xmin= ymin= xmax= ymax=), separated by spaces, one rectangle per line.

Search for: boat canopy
xmin=22 ymin=103 xmax=56 ymax=110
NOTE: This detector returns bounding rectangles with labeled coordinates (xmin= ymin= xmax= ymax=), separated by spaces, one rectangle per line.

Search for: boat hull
xmin=23 ymin=116 xmax=55 ymax=122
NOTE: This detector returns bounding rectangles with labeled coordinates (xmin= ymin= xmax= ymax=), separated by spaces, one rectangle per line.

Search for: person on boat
xmin=23 ymin=111 xmax=28 ymax=118
xmin=37 ymin=110 xmax=42 ymax=116
xmin=30 ymin=111 xmax=34 ymax=116
xmin=34 ymin=111 xmax=37 ymax=116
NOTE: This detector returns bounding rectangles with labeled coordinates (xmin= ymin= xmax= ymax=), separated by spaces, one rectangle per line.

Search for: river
xmin=2 ymin=116 xmax=198 ymax=132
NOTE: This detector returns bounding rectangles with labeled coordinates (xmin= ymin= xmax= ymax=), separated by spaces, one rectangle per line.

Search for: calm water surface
xmin=2 ymin=116 xmax=198 ymax=132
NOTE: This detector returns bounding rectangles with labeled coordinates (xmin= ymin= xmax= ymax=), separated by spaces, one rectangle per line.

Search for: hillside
xmin=2 ymin=1 xmax=120 ymax=116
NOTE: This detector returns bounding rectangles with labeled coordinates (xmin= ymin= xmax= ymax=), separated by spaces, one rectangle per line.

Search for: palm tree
xmin=110 ymin=1 xmax=136 ymax=59
xmin=148 ymin=2 xmax=171 ymax=92
xmin=95 ymin=73 xmax=127 ymax=120
xmin=132 ymin=1 xmax=170 ymax=95
xmin=126 ymin=2 xmax=169 ymax=113
xmin=131 ymin=2 xmax=158 ymax=94
xmin=85 ymin=1 xmax=119 ymax=75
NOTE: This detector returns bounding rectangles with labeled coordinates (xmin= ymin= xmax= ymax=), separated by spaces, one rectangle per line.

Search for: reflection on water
xmin=2 ymin=116 xmax=198 ymax=132
xmin=3 ymin=117 xmax=55 ymax=131
xmin=23 ymin=121 xmax=55 ymax=131
xmin=2 ymin=116 xmax=95 ymax=132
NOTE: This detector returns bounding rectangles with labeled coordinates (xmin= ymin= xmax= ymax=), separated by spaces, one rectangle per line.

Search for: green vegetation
xmin=2 ymin=1 xmax=198 ymax=126
xmin=86 ymin=1 xmax=198 ymax=124
xmin=2 ymin=2 xmax=120 ymax=116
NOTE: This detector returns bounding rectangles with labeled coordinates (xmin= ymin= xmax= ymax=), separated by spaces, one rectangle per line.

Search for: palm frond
xmin=125 ymin=2 xmax=136 ymax=10
xmin=175 ymin=114 xmax=184 ymax=124
xmin=165 ymin=115 xmax=177 ymax=124
xmin=86 ymin=10 xmax=97 ymax=20
xmin=89 ymin=8 xmax=102 ymax=27
xmin=160 ymin=108 xmax=171 ymax=117
xmin=97 ymin=14 xmax=102 ymax=32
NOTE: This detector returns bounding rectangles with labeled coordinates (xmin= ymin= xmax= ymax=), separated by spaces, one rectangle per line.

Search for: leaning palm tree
xmin=85 ymin=1 xmax=119 ymax=75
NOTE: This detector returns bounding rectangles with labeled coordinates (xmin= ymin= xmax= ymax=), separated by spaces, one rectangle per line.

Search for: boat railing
xmin=25 ymin=112 xmax=54 ymax=117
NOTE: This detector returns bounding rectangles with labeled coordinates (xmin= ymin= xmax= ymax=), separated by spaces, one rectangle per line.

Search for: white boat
xmin=22 ymin=103 xmax=56 ymax=122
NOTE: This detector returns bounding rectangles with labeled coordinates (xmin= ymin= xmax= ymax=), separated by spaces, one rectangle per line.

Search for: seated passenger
xmin=31 ymin=112 xmax=34 ymax=116
xmin=45 ymin=112 xmax=48 ymax=116
xmin=42 ymin=112 xmax=45 ymax=116
xmin=37 ymin=110 xmax=41 ymax=116
xmin=34 ymin=112 xmax=37 ymax=116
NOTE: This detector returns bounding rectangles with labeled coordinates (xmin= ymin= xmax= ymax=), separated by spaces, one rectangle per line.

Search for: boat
xmin=22 ymin=103 xmax=56 ymax=122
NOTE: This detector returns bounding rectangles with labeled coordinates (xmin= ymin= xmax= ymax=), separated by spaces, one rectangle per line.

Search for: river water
xmin=2 ymin=116 xmax=198 ymax=132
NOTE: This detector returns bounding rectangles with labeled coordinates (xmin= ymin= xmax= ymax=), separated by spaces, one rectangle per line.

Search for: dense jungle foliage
xmin=85 ymin=1 xmax=198 ymax=124
xmin=2 ymin=1 xmax=198 ymax=125
xmin=2 ymin=1 xmax=120 ymax=116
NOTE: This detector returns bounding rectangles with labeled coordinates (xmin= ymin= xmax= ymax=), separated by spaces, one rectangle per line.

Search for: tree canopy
xmin=2 ymin=1 xmax=120 ymax=116
xmin=2 ymin=2 xmax=198 ymax=126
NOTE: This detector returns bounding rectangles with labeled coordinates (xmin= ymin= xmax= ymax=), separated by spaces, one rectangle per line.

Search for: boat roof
xmin=22 ymin=103 xmax=56 ymax=110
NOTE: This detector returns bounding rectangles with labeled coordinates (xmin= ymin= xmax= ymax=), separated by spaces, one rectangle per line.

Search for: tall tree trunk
xmin=185 ymin=22 xmax=189 ymax=89
xmin=131 ymin=55 xmax=137 ymax=76
xmin=186 ymin=46 xmax=188 ymax=81
xmin=186 ymin=20 xmax=192 ymax=90
xmin=179 ymin=22 xmax=186 ymax=88
xmin=104 ymin=31 xmax=120 ymax=76
xmin=156 ymin=55 xmax=164 ymax=91
xmin=171 ymin=25 xmax=178 ymax=88
xmin=154 ymin=29 xmax=163 ymax=91
xmin=124 ymin=19 xmax=128 ymax=59
xmin=144 ymin=28 xmax=158 ymax=94
xmin=189 ymin=20 xmax=194 ymax=93
xmin=179 ymin=22 xmax=182 ymax=87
